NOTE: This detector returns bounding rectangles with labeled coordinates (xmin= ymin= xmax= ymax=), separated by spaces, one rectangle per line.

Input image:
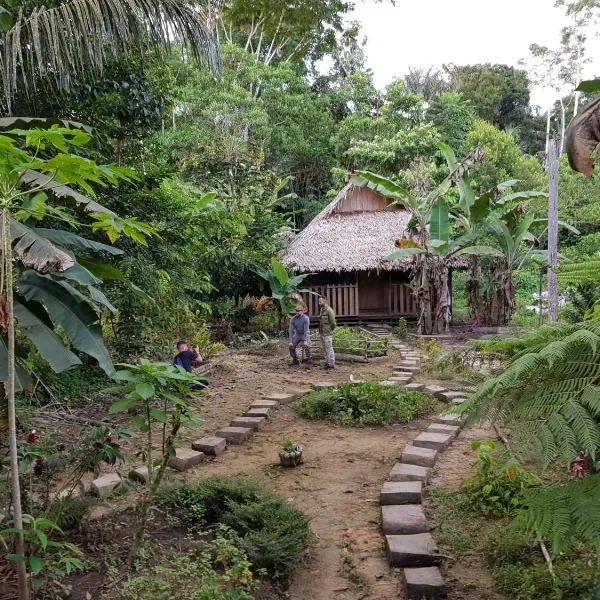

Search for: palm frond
xmin=1 ymin=0 xmax=219 ymax=113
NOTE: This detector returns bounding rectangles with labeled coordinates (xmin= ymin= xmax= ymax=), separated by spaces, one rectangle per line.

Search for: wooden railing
xmin=302 ymin=284 xmax=359 ymax=317
xmin=389 ymin=283 xmax=416 ymax=316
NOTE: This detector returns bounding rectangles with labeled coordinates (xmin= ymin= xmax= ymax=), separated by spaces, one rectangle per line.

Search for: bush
xmin=298 ymin=382 xmax=434 ymax=426
xmin=156 ymin=477 xmax=310 ymax=585
xmin=193 ymin=326 xmax=226 ymax=360
xmin=461 ymin=441 xmax=540 ymax=516
xmin=393 ymin=317 xmax=408 ymax=337
xmin=332 ymin=327 xmax=387 ymax=358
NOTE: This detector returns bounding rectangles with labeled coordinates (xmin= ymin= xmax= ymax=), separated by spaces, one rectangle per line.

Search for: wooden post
xmin=547 ymin=139 xmax=559 ymax=323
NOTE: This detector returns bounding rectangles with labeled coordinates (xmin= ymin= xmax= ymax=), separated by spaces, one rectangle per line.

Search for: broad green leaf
xmin=576 ymin=80 xmax=600 ymax=93
xmin=110 ymin=397 xmax=137 ymax=413
xmin=111 ymin=370 xmax=138 ymax=382
xmin=150 ymin=409 xmax=169 ymax=423
xmin=429 ymin=239 xmax=448 ymax=248
xmin=271 ymin=257 xmax=289 ymax=286
xmin=14 ymin=301 xmax=81 ymax=373
xmin=453 ymin=246 xmax=506 ymax=258
xmin=430 ymin=199 xmax=449 ymax=243
xmin=34 ymin=228 xmax=124 ymax=256
xmin=59 ymin=264 xmax=101 ymax=286
xmin=135 ymin=382 xmax=155 ymax=400
xmin=0 ymin=117 xmax=92 ymax=132
xmin=18 ymin=271 xmax=114 ymax=374
xmin=0 ymin=336 xmax=33 ymax=392
xmin=77 ymin=258 xmax=126 ymax=281
xmin=29 ymin=555 xmax=43 ymax=575
xmin=0 ymin=6 xmax=13 ymax=32
xmin=386 ymin=248 xmax=426 ymax=261
xmin=352 ymin=171 xmax=410 ymax=202
xmin=88 ymin=286 xmax=118 ymax=313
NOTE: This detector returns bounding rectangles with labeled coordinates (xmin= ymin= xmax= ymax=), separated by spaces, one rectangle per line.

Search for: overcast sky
xmin=351 ymin=0 xmax=599 ymax=109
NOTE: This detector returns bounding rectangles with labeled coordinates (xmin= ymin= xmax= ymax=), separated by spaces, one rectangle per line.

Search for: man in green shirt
xmin=318 ymin=296 xmax=336 ymax=369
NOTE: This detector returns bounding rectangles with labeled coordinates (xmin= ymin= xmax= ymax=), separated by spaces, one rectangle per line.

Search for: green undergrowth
xmin=426 ymin=487 xmax=600 ymax=600
xmin=332 ymin=327 xmax=387 ymax=358
xmin=298 ymin=381 xmax=434 ymax=426
xmin=156 ymin=477 xmax=310 ymax=586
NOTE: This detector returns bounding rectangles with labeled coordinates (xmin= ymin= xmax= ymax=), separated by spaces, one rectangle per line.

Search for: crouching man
xmin=288 ymin=305 xmax=312 ymax=369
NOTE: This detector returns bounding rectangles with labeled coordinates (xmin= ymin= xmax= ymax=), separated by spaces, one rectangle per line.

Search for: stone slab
xmin=168 ymin=448 xmax=205 ymax=471
xmin=389 ymin=376 xmax=412 ymax=383
xmin=413 ymin=432 xmax=453 ymax=451
xmin=395 ymin=362 xmax=418 ymax=368
xmin=382 ymin=504 xmax=428 ymax=535
xmin=381 ymin=380 xmax=397 ymax=387
xmin=230 ymin=416 xmax=266 ymax=431
xmin=387 ymin=533 xmax=442 ymax=567
xmin=251 ymin=399 xmax=279 ymax=409
xmin=404 ymin=567 xmax=447 ymax=599
xmin=439 ymin=391 xmax=467 ymax=402
xmin=264 ymin=392 xmax=297 ymax=405
xmin=90 ymin=473 xmax=121 ymax=497
xmin=401 ymin=444 xmax=438 ymax=468
xmin=312 ymin=381 xmax=336 ymax=390
xmin=451 ymin=398 xmax=467 ymax=406
xmin=404 ymin=383 xmax=425 ymax=392
xmin=395 ymin=366 xmax=421 ymax=374
xmin=245 ymin=407 xmax=271 ymax=418
xmin=380 ymin=481 xmax=422 ymax=505
xmin=432 ymin=414 xmax=464 ymax=426
xmin=423 ymin=385 xmax=448 ymax=399
xmin=215 ymin=426 xmax=253 ymax=444
xmin=128 ymin=466 xmax=150 ymax=485
xmin=390 ymin=463 xmax=430 ymax=482
xmin=427 ymin=424 xmax=460 ymax=438
xmin=192 ymin=436 xmax=227 ymax=456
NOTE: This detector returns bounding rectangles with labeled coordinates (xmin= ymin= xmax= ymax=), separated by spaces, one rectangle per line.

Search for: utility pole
xmin=547 ymin=139 xmax=559 ymax=323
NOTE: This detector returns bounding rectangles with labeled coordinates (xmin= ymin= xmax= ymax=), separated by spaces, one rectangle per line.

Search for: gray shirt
xmin=289 ymin=314 xmax=310 ymax=341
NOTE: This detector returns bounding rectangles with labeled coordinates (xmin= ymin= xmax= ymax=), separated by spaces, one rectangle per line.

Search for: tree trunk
xmin=2 ymin=209 xmax=29 ymax=600
xmin=547 ymin=139 xmax=559 ymax=323
xmin=559 ymin=98 xmax=566 ymax=155
xmin=413 ymin=255 xmax=450 ymax=335
xmin=467 ymin=259 xmax=515 ymax=326
xmin=545 ymin=107 xmax=551 ymax=159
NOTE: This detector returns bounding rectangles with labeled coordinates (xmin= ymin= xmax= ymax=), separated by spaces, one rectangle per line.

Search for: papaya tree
xmin=0 ymin=123 xmax=153 ymax=599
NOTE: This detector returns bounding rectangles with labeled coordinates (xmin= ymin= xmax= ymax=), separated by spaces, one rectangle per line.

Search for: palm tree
xmin=0 ymin=0 xmax=219 ymax=115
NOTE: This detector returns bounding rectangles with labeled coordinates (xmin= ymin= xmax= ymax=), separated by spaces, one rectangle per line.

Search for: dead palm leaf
xmin=565 ymin=97 xmax=600 ymax=179
xmin=0 ymin=0 xmax=220 ymax=114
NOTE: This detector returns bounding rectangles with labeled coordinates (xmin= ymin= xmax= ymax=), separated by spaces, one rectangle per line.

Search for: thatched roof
xmin=280 ymin=183 xmax=415 ymax=273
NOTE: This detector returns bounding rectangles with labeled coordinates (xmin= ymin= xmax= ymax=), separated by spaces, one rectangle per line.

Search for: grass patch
xmin=298 ymin=382 xmax=434 ymax=427
xmin=156 ymin=476 xmax=310 ymax=586
xmin=332 ymin=327 xmax=387 ymax=358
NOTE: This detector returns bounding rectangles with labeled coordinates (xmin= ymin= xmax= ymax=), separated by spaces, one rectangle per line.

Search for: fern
xmin=514 ymin=475 xmax=600 ymax=556
xmin=558 ymin=258 xmax=600 ymax=284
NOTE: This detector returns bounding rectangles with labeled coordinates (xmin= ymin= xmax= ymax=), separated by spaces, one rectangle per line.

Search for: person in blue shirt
xmin=288 ymin=305 xmax=312 ymax=369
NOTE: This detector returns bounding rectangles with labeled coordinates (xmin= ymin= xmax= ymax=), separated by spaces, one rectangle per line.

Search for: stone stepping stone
xmin=128 ymin=466 xmax=150 ymax=485
xmin=433 ymin=414 xmax=464 ymax=426
xmin=427 ymin=424 xmax=460 ymax=438
xmin=413 ymin=432 xmax=452 ymax=451
xmin=386 ymin=533 xmax=442 ymax=567
xmin=405 ymin=383 xmax=425 ymax=392
xmin=404 ymin=566 xmax=447 ymax=599
xmin=439 ymin=391 xmax=467 ymax=402
xmin=264 ymin=392 xmax=297 ymax=405
xmin=395 ymin=366 xmax=421 ymax=374
xmin=192 ymin=436 xmax=227 ymax=456
xmin=389 ymin=376 xmax=412 ymax=383
xmin=91 ymin=473 xmax=121 ymax=496
xmin=230 ymin=416 xmax=266 ymax=431
xmin=390 ymin=463 xmax=429 ymax=482
xmin=401 ymin=445 xmax=438 ymax=468
xmin=382 ymin=504 xmax=428 ymax=535
xmin=380 ymin=481 xmax=422 ymax=505
xmin=291 ymin=387 xmax=312 ymax=397
xmin=168 ymin=448 xmax=205 ymax=471
xmin=245 ymin=407 xmax=271 ymax=418
xmin=215 ymin=426 xmax=253 ymax=444
xmin=381 ymin=380 xmax=397 ymax=387
xmin=423 ymin=385 xmax=448 ymax=399
xmin=451 ymin=398 xmax=467 ymax=406
xmin=349 ymin=379 xmax=365 ymax=385
xmin=312 ymin=381 xmax=336 ymax=390
xmin=251 ymin=399 xmax=279 ymax=409
xmin=395 ymin=361 xmax=418 ymax=368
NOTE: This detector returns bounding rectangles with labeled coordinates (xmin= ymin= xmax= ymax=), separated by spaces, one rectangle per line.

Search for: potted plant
xmin=279 ymin=436 xmax=303 ymax=467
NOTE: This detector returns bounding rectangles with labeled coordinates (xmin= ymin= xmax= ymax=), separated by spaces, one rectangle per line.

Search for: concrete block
xmin=389 ymin=376 xmax=412 ymax=384
xmin=230 ymin=416 xmax=266 ymax=431
xmin=215 ymin=426 xmax=253 ymax=444
xmin=128 ymin=466 xmax=149 ymax=485
xmin=394 ymin=366 xmax=421 ymax=374
xmin=264 ymin=392 xmax=297 ymax=405
xmin=245 ymin=407 xmax=271 ymax=418
xmin=432 ymin=414 xmax=464 ymax=426
xmin=386 ymin=533 xmax=442 ymax=567
xmin=192 ymin=436 xmax=227 ymax=456
xmin=168 ymin=448 xmax=204 ymax=471
xmin=423 ymin=385 xmax=448 ymax=399
xmin=439 ymin=391 xmax=467 ymax=402
xmin=404 ymin=567 xmax=447 ymax=599
xmin=390 ymin=463 xmax=430 ymax=482
xmin=90 ymin=473 xmax=121 ymax=496
xmin=451 ymin=398 xmax=467 ymax=406
xmin=380 ymin=481 xmax=422 ymax=505
xmin=401 ymin=445 xmax=438 ymax=468
xmin=382 ymin=504 xmax=428 ymax=535
xmin=395 ymin=362 xmax=418 ymax=368
xmin=251 ymin=399 xmax=279 ymax=409
xmin=413 ymin=432 xmax=453 ymax=451
xmin=404 ymin=383 xmax=425 ymax=392
xmin=381 ymin=380 xmax=397 ymax=387
xmin=312 ymin=381 xmax=336 ymax=390
xmin=427 ymin=424 xmax=460 ymax=438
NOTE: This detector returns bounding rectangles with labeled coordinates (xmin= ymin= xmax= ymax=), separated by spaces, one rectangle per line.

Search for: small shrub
xmin=156 ymin=477 xmax=310 ymax=585
xmin=393 ymin=317 xmax=408 ymax=337
xmin=192 ymin=326 xmax=226 ymax=360
xmin=332 ymin=327 xmax=387 ymax=358
xmin=298 ymin=382 xmax=434 ymax=426
xmin=461 ymin=441 xmax=540 ymax=516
